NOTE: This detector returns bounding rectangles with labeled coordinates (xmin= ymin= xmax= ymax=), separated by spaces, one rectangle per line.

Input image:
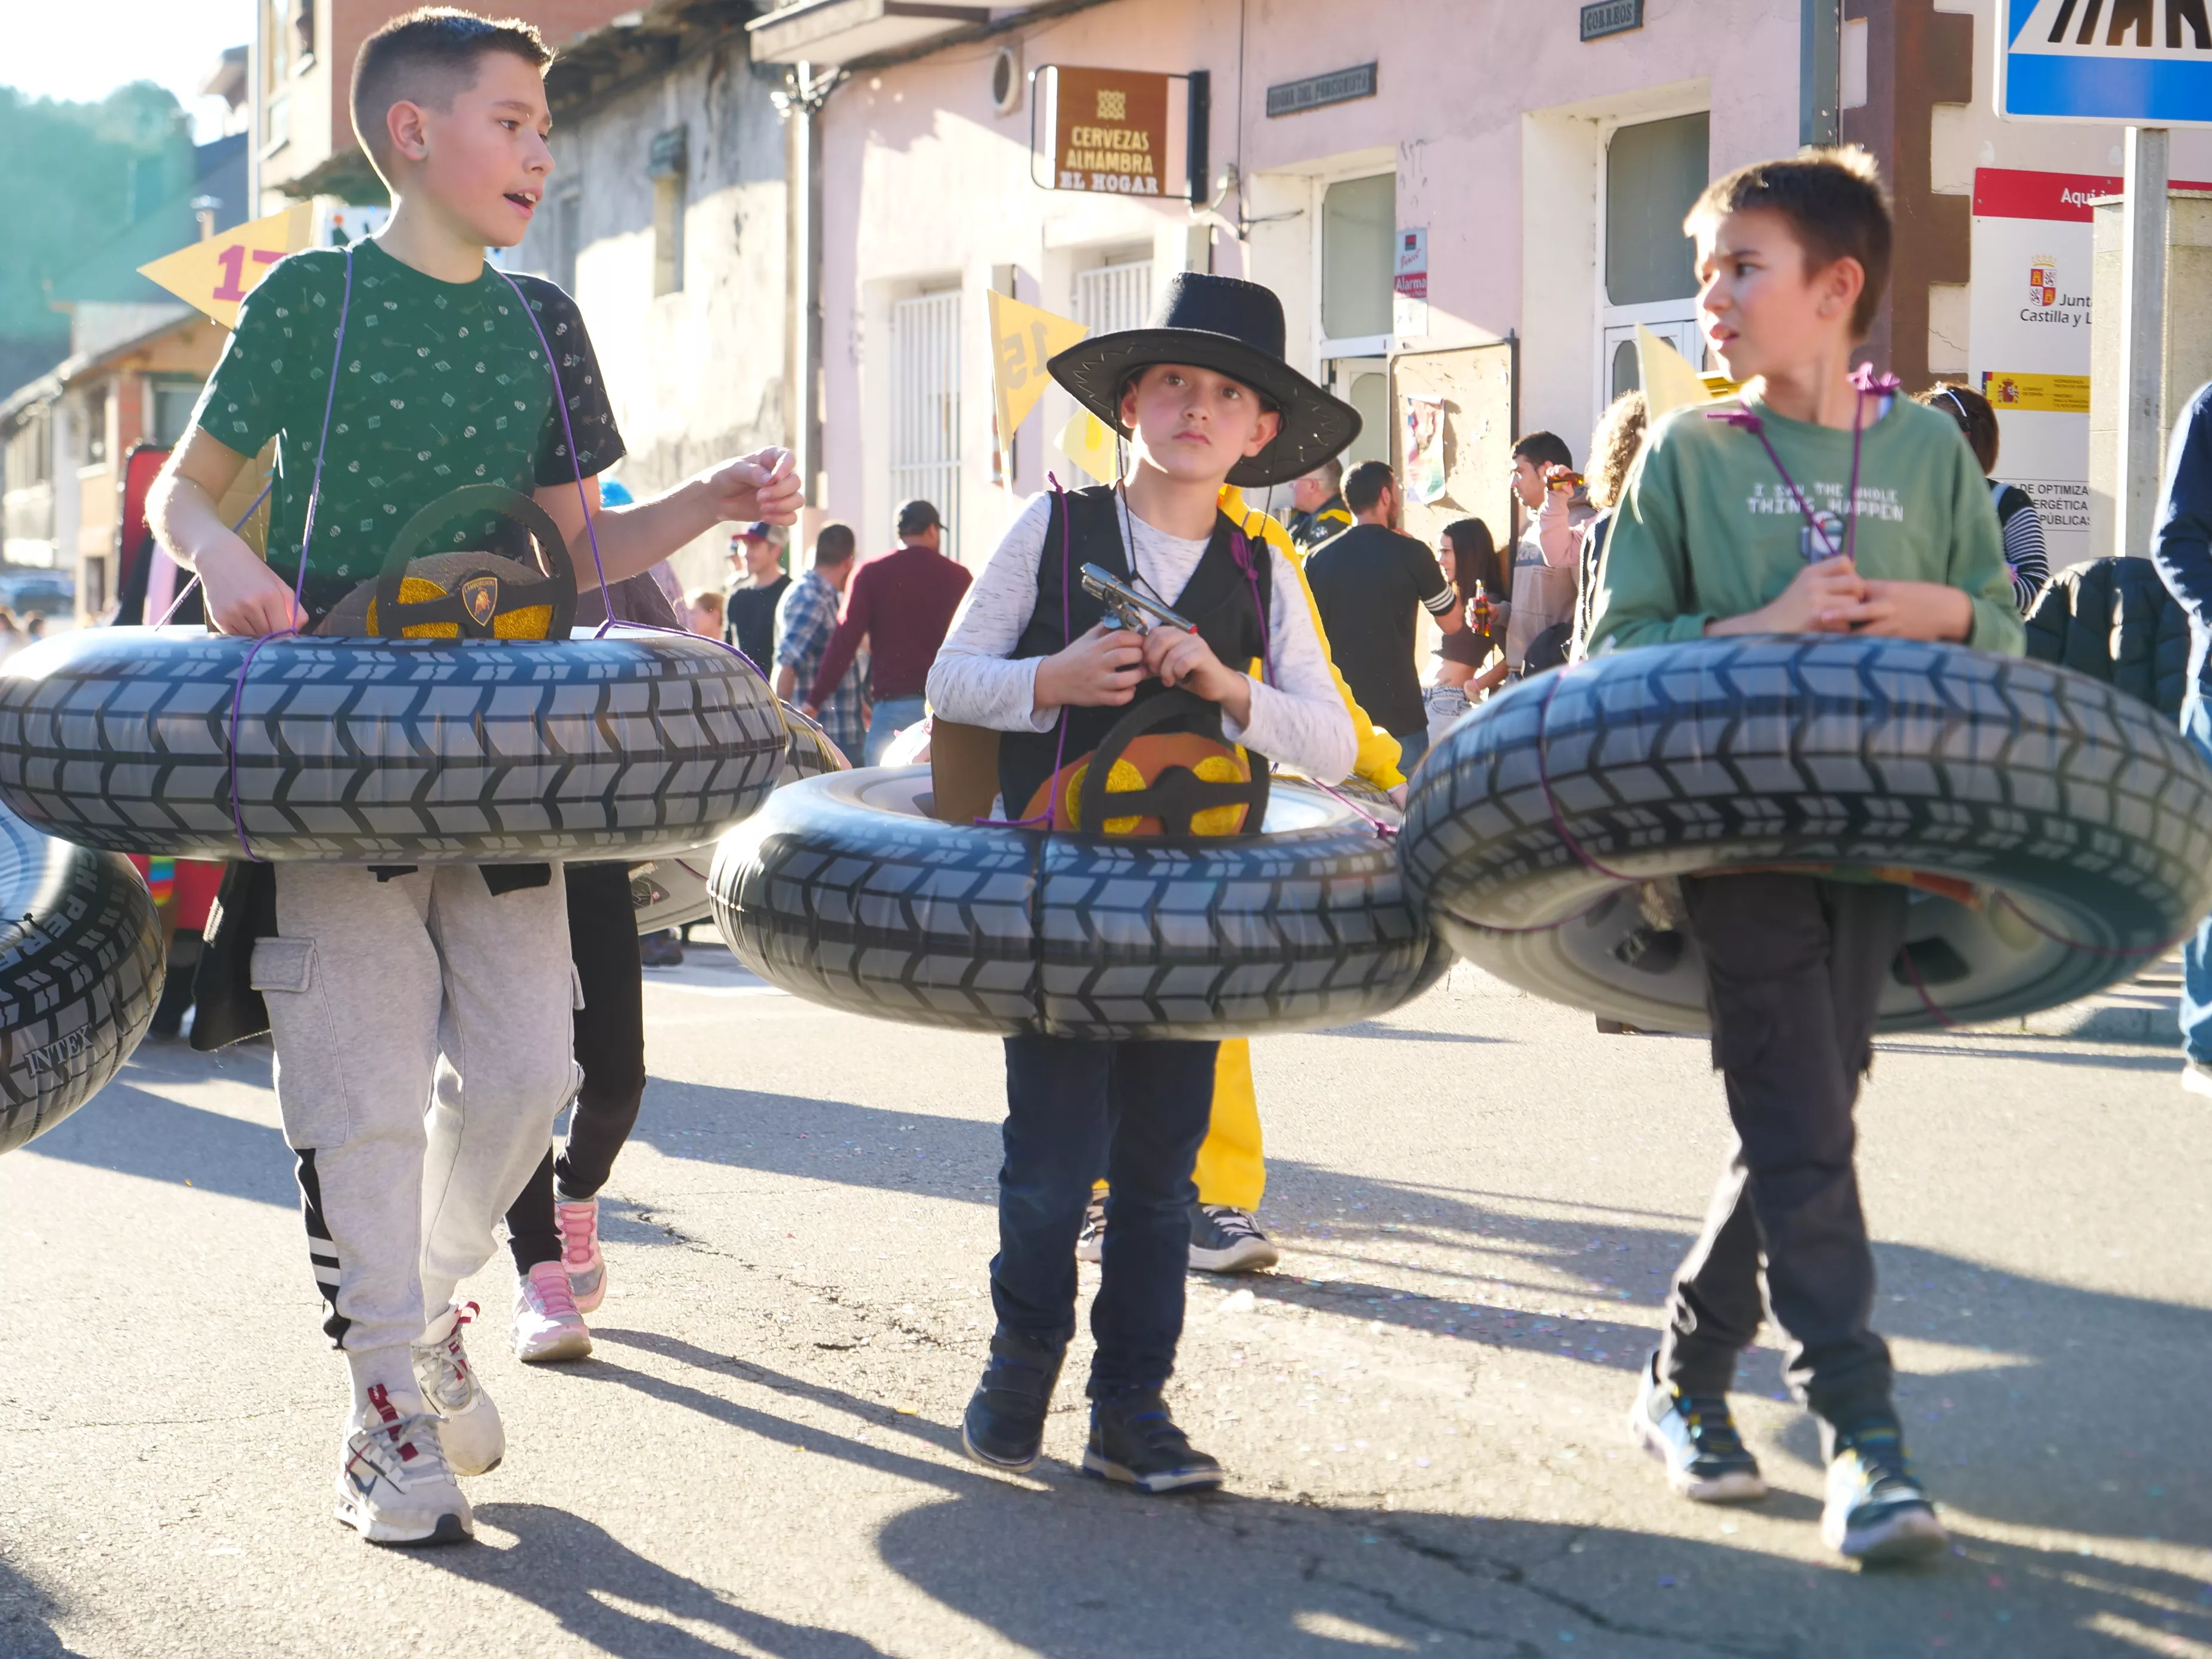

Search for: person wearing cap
xmin=1285 ymin=458 xmax=1352 ymax=554
xmin=802 ymin=499 xmax=971 ymax=765
xmin=723 ymin=521 xmax=790 ymax=670
xmin=928 ymin=272 xmax=1360 ymax=1495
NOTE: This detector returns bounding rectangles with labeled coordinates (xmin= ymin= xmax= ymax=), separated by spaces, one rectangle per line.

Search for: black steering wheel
xmin=1074 ymin=688 xmax=1271 ymax=840
xmin=374 ymin=483 xmax=579 ymax=641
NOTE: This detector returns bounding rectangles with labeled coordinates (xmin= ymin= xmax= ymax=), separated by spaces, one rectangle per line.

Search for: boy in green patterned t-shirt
xmin=149 ymin=10 xmax=799 ymax=1547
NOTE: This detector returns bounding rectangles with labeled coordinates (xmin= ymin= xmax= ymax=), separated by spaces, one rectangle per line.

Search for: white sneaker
xmin=514 ymin=1259 xmax=594 ymax=1364
xmin=335 ymin=1381 xmax=473 ymax=1545
xmin=412 ymin=1302 xmax=504 ymax=1477
xmin=2183 ymin=1058 xmax=2212 ymax=1098
xmin=556 ymin=1197 xmax=607 ymax=1313
xmin=1628 ymin=1354 xmax=1767 ymax=1503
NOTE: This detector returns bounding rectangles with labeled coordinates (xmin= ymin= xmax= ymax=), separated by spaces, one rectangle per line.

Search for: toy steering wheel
xmin=1074 ymin=688 xmax=1271 ymax=840
xmin=374 ymin=483 xmax=580 ymax=641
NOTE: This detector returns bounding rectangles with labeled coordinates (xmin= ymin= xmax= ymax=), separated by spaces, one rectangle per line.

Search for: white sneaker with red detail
xmin=556 ymin=1197 xmax=607 ymax=1312
xmin=411 ymin=1302 xmax=504 ymax=1476
xmin=513 ymin=1259 xmax=594 ymax=1363
xmin=335 ymin=1381 xmax=473 ymax=1545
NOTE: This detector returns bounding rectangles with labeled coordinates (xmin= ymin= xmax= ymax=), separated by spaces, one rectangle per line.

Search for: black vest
xmin=998 ymin=486 xmax=1273 ymax=821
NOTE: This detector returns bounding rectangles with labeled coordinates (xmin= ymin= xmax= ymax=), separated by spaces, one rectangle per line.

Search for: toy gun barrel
xmin=1079 ymin=564 xmax=1195 ymax=635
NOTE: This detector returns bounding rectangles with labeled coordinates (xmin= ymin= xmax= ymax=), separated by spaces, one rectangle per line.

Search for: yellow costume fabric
xmin=1196 ymin=489 xmax=1403 ymax=1212
xmin=1092 ymin=490 xmax=1400 ymax=1216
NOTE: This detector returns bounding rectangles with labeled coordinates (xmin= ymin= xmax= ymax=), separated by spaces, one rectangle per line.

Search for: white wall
xmin=513 ymin=48 xmax=789 ymax=597
xmin=816 ymin=0 xmax=1801 ymax=565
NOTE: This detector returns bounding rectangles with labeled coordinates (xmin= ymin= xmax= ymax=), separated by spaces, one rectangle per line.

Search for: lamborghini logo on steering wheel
xmin=461 ymin=576 xmax=499 ymax=628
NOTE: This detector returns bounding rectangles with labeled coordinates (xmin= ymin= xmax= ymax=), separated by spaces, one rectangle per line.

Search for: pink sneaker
xmin=556 ymin=1197 xmax=607 ymax=1313
xmin=512 ymin=1260 xmax=592 ymax=1364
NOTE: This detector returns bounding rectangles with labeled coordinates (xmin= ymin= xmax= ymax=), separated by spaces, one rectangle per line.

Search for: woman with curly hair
xmin=1571 ymin=390 xmax=1649 ymax=658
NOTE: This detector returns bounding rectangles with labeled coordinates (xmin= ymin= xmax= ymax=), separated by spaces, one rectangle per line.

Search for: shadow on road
xmin=411 ymin=1501 xmax=897 ymax=1659
xmin=0 ymin=1556 xmax=86 ymax=1659
xmin=429 ymin=1328 xmax=2212 ymax=1659
xmin=17 ymin=1074 xmax=294 ymax=1208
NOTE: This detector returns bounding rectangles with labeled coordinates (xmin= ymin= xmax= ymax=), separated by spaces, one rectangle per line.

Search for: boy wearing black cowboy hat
xmin=928 ymin=272 xmax=1360 ymax=1493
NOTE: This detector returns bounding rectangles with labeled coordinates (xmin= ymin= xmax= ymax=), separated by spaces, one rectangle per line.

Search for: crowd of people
xmin=1288 ymin=361 xmax=2054 ymax=781
xmin=116 ymin=0 xmax=2148 ymax=1582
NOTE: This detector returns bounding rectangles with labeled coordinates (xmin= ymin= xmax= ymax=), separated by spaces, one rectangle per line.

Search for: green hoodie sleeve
xmin=1946 ymin=439 xmax=2025 ymax=657
xmin=1582 ymin=418 xmax=1713 ymax=654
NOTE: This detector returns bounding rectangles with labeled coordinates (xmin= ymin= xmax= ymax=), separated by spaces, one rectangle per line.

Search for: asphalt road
xmin=1 ymin=946 xmax=2207 ymax=1658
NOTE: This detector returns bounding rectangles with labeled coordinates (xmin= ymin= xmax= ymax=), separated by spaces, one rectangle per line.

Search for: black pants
xmin=1657 ymin=872 xmax=1906 ymax=1431
xmin=993 ymin=1034 xmax=1216 ymax=1397
xmin=505 ymin=862 xmax=647 ymax=1272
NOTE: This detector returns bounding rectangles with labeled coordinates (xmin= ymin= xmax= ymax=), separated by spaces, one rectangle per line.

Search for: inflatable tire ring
xmin=711 ymin=767 xmax=1449 ymax=1039
xmin=629 ymin=702 xmax=851 ymax=935
xmin=1401 ymin=636 xmax=2212 ymax=1033
xmin=0 ymin=626 xmax=788 ymax=863
xmin=0 ymin=800 xmax=163 ymax=1155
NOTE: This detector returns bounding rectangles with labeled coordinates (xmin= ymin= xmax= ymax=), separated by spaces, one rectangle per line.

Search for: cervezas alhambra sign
xmin=1052 ymin=66 xmax=1171 ymax=195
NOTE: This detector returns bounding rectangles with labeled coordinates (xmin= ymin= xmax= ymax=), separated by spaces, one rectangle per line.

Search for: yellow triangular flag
xmin=1053 ymin=409 xmax=1120 ymax=486
xmin=138 ymin=203 xmax=313 ymax=330
xmin=1636 ymin=325 xmax=1718 ymax=422
xmin=988 ymin=289 xmax=1089 ymax=448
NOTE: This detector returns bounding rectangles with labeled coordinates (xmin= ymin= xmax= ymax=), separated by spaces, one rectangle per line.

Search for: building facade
xmin=759 ymin=0 xmax=2212 ymax=573
xmin=507 ymin=1 xmax=793 ymax=596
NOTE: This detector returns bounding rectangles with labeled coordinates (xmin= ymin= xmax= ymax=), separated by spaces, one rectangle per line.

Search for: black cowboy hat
xmin=1047 ymin=272 xmax=1361 ymax=489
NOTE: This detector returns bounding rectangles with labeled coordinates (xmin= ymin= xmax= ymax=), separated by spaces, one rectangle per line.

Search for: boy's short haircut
xmin=1917 ymin=381 xmax=1999 ymax=474
xmin=352 ymin=8 xmax=552 ymax=176
xmin=1343 ymin=460 xmax=1396 ymax=513
xmin=815 ymin=522 xmax=857 ymax=565
xmin=1687 ymin=147 xmax=1893 ymax=341
xmin=1511 ymin=431 xmax=1574 ymax=473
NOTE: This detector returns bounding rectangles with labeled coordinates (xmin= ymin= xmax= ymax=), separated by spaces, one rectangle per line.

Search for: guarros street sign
xmin=1999 ymin=0 xmax=2212 ymax=125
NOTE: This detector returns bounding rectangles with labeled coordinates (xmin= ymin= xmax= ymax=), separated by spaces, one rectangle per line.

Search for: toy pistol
xmin=1080 ymin=564 xmax=1195 ymax=635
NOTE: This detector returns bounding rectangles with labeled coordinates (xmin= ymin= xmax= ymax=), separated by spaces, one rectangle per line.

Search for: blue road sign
xmin=2000 ymin=0 xmax=2212 ymax=125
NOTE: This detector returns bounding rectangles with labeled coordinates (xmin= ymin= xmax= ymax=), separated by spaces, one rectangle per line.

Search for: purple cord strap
xmin=491 ymin=266 xmax=616 ymax=632
xmin=223 ymin=246 xmax=356 ymax=859
xmin=974 ymin=474 xmax=1076 ymax=829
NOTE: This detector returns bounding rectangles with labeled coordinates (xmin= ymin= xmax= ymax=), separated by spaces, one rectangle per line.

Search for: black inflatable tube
xmin=629 ymin=701 xmax=850 ymax=936
xmin=0 ymin=625 xmax=788 ymax=863
xmin=712 ymin=768 xmax=1448 ymax=1040
xmin=1400 ymin=636 xmax=2212 ymax=1033
xmin=0 ymin=801 xmax=163 ymax=1155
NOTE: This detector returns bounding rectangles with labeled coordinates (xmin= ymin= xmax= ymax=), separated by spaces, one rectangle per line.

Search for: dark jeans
xmin=505 ymin=861 xmax=647 ymax=1271
xmin=993 ymin=1034 xmax=1217 ymax=1397
xmin=1393 ymin=725 xmax=1431 ymax=775
xmin=1658 ymin=872 xmax=1907 ymax=1431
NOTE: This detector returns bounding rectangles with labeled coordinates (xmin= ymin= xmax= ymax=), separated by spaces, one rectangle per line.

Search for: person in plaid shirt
xmin=775 ymin=521 xmax=869 ymax=759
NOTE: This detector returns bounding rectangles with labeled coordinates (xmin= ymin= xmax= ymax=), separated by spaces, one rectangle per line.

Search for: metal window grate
xmin=890 ymin=290 xmax=961 ymax=549
xmin=1073 ymin=259 xmax=1153 ymax=338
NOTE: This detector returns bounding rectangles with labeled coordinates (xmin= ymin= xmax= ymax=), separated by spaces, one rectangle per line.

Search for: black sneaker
xmin=1083 ymin=1391 xmax=1223 ymax=1494
xmin=1074 ymin=1192 xmax=1106 ymax=1265
xmin=1821 ymin=1419 xmax=1947 ymax=1567
xmin=960 ymin=1329 xmax=1065 ymax=1474
xmin=1188 ymin=1204 xmax=1278 ymax=1273
xmin=1628 ymin=1353 xmax=1766 ymax=1503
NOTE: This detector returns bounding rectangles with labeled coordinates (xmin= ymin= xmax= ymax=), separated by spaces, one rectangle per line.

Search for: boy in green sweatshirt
xmin=1586 ymin=150 xmax=2021 ymax=1568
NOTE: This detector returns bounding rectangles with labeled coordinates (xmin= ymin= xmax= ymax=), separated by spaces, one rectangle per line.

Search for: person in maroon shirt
xmin=803 ymin=498 xmax=972 ymax=763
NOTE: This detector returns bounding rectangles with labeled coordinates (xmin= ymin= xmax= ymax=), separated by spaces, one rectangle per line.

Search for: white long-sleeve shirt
xmin=928 ymin=489 xmax=1358 ymax=783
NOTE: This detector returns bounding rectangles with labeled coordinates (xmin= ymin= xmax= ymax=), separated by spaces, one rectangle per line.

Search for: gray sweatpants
xmin=253 ymin=864 xmax=580 ymax=1381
